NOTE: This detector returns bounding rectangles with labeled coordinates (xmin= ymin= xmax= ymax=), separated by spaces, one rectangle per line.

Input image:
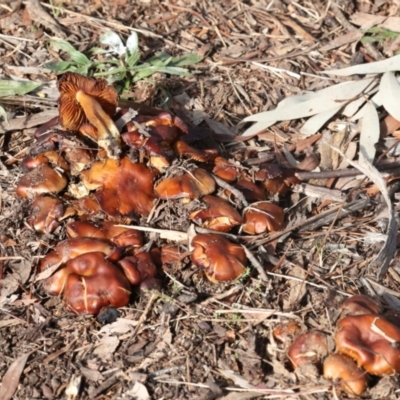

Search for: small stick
xmin=241 ymin=245 xmax=268 ymax=282
xmin=295 ymin=160 xmax=400 ymax=180
xmin=212 ymin=174 xmax=249 ymax=206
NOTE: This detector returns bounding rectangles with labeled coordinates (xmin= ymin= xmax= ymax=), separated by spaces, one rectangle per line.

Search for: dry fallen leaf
xmin=0 ymin=352 xmax=30 ymax=400
xmin=123 ymin=381 xmax=150 ymax=400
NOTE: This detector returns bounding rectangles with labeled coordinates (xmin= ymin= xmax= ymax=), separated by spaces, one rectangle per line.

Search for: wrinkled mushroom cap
xmin=189 ymin=195 xmax=242 ymax=232
xmin=336 ymin=314 xmax=400 ymax=375
xmin=63 ymin=252 xmax=131 ymax=314
xmin=28 ymin=195 xmax=64 ymax=234
xmin=155 ymin=169 xmax=216 ymax=200
xmin=81 ymin=157 xmax=156 ymax=217
xmin=17 ymin=164 xmax=68 ymax=199
xmin=323 ymin=354 xmax=368 ymax=396
xmin=288 ymin=331 xmax=330 ymax=369
xmin=242 ymin=202 xmax=284 ymax=234
xmin=340 ymin=294 xmax=382 ymax=317
xmin=58 ymin=73 xmax=118 ymax=131
xmin=191 ymin=233 xmax=246 ymax=282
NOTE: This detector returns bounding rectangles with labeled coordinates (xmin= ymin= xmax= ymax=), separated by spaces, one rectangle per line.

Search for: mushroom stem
xmin=76 ymin=90 xmax=121 ymax=159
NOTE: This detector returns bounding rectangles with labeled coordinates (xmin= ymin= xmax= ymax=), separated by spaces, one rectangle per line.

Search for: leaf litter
xmin=1 ymin=0 xmax=400 ymax=399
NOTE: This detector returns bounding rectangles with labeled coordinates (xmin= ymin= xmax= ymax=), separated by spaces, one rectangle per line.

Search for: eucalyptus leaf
xmin=0 ymin=106 xmax=8 ymax=124
xmin=359 ymin=100 xmax=380 ymax=162
xmin=0 ymin=80 xmax=42 ymax=97
xmin=325 ymin=53 xmax=400 ymax=76
xmin=170 ymin=53 xmax=204 ymax=67
xmin=100 ymin=31 xmax=126 ymax=56
xmin=126 ymin=32 xmax=139 ymax=57
xmin=380 ymin=71 xmax=400 ymax=121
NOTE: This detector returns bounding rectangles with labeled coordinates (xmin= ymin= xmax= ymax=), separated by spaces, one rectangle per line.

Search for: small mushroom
xmin=66 ymin=221 xmax=142 ymax=248
xmin=81 ymin=157 xmax=156 ymax=217
xmin=288 ymin=331 xmax=330 ymax=369
xmin=323 ymin=354 xmax=368 ymax=396
xmin=213 ymin=157 xmax=238 ymax=182
xmin=17 ymin=164 xmax=68 ymax=199
xmin=273 ymin=321 xmax=302 ymax=345
xmin=191 ymin=233 xmax=246 ymax=282
xmin=28 ymin=196 xmax=64 ymax=234
xmin=335 ymin=314 xmax=400 ymax=375
xmin=155 ymin=169 xmax=215 ymax=200
xmin=189 ymin=195 xmax=242 ymax=232
xmin=40 ymin=237 xmax=123 ymax=274
xmin=233 ymin=180 xmax=266 ymax=202
xmin=118 ymin=252 xmax=157 ymax=287
xmin=242 ymin=202 xmax=284 ymax=234
xmin=174 ymin=140 xmax=218 ymax=162
xmin=340 ymin=294 xmax=382 ymax=318
xmin=22 ymin=151 xmax=69 ymax=172
xmin=127 ymin=112 xmax=188 ymax=143
xmin=58 ymin=72 xmax=121 ymax=159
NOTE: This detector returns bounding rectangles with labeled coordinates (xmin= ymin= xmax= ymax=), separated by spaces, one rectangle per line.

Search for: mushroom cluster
xmin=282 ymin=295 xmax=400 ymax=396
xmin=16 ymin=72 xmax=291 ymax=314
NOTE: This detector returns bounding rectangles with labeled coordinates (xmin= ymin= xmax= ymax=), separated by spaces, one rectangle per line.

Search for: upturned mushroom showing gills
xmin=57 ymin=72 xmax=121 ymax=159
xmin=191 ymin=233 xmax=246 ymax=282
xmin=335 ymin=314 xmax=400 ymax=375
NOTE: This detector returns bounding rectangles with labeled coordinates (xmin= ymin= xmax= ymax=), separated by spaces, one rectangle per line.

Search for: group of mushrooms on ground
xmin=17 ymin=72 xmax=290 ymax=314
xmin=14 ymin=72 xmax=400 ymax=396
xmin=280 ymin=294 xmax=400 ymax=396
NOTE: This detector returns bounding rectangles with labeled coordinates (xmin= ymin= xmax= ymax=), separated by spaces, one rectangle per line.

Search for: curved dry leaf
xmin=351 ymin=90 xmax=382 ymax=121
xmin=241 ymin=79 xmax=375 ymax=123
xmin=359 ymin=100 xmax=380 ymax=162
xmin=0 ymin=353 xmax=30 ymax=400
xmin=300 ymin=105 xmax=342 ymax=136
xmin=380 ymin=72 xmax=400 ymax=122
xmin=239 ymin=93 xmax=316 ymax=137
xmin=325 ymin=54 xmax=400 ymax=76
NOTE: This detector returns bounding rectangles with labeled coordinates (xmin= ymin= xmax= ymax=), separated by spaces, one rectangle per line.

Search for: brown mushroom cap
xmin=155 ymin=169 xmax=216 ymax=200
xmin=242 ymin=202 xmax=284 ymax=234
xmin=118 ymin=252 xmax=157 ymax=286
xmin=212 ymin=157 xmax=238 ymax=182
xmin=28 ymin=195 xmax=64 ymax=234
xmin=17 ymin=164 xmax=68 ymax=199
xmin=81 ymin=157 xmax=156 ymax=217
xmin=189 ymin=195 xmax=242 ymax=232
xmin=128 ymin=112 xmax=188 ymax=143
xmin=62 ymin=252 xmax=132 ymax=314
xmin=58 ymin=72 xmax=121 ymax=159
xmin=336 ymin=314 xmax=400 ymax=375
xmin=22 ymin=151 xmax=69 ymax=172
xmin=174 ymin=140 xmax=219 ymax=162
xmin=273 ymin=321 xmax=302 ymax=345
xmin=323 ymin=354 xmax=368 ymax=396
xmin=40 ymin=237 xmax=123 ymax=274
xmin=191 ymin=233 xmax=246 ymax=282
xmin=66 ymin=221 xmax=143 ymax=248
xmin=288 ymin=331 xmax=330 ymax=369
xmin=340 ymin=294 xmax=382 ymax=317
xmin=233 ymin=180 xmax=266 ymax=202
